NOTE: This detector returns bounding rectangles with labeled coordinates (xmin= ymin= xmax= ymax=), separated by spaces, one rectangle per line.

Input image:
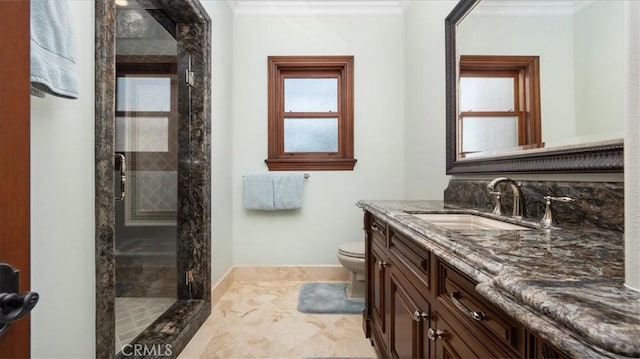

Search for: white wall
xmin=403 ymin=0 xmax=456 ymax=200
xmin=574 ymin=1 xmax=625 ymax=142
xmin=624 ymin=0 xmax=640 ymax=291
xmin=202 ymin=1 xmax=235 ymax=284
xmin=231 ymin=14 xmax=405 ymax=265
xmin=30 ymin=1 xmax=95 ymax=358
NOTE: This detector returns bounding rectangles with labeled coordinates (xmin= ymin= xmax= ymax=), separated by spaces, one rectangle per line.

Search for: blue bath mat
xmin=297 ymin=282 xmax=364 ymax=314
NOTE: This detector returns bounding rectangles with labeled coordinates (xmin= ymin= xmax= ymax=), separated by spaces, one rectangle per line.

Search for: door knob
xmin=0 ymin=292 xmax=39 ymax=323
xmin=0 ymin=263 xmax=39 ymax=337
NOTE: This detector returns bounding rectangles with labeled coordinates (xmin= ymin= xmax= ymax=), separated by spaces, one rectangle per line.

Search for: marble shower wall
xmin=444 ymin=179 xmax=624 ymax=232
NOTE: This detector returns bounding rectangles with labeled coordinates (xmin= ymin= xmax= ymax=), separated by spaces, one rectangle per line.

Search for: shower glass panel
xmin=114 ymin=2 xmax=178 ymax=353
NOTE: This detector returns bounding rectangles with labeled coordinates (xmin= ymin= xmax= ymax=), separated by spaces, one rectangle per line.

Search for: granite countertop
xmin=357 ymin=200 xmax=640 ymax=359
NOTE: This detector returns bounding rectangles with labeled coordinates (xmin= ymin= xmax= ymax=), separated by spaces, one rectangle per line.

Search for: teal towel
xmin=30 ymin=0 xmax=79 ymax=99
xmin=243 ymin=173 xmax=275 ymax=210
xmin=273 ymin=173 xmax=304 ymax=210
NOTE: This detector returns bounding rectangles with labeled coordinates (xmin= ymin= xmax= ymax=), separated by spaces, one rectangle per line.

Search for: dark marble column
xmin=176 ymin=19 xmax=211 ymax=302
xmin=95 ymin=1 xmax=117 ymax=358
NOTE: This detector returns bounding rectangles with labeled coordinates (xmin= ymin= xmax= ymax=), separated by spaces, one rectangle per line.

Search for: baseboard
xmin=233 ymin=265 xmax=350 ymax=282
xmin=210 ymin=265 xmax=350 ymax=307
xmin=211 ymin=267 xmax=235 ymax=307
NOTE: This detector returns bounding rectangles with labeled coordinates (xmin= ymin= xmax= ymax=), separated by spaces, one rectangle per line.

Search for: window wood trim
xmin=458 ymin=55 xmax=542 ymax=157
xmin=266 ymin=56 xmax=356 ymax=171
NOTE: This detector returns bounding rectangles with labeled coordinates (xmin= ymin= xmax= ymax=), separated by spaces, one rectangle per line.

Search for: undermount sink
xmin=411 ymin=213 xmax=533 ymax=231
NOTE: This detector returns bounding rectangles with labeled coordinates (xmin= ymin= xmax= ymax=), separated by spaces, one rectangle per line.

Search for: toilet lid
xmin=338 ymin=241 xmax=365 ymax=258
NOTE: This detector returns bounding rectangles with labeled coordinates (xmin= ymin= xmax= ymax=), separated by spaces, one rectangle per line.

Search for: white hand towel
xmin=273 ymin=173 xmax=304 ymax=210
xmin=30 ymin=0 xmax=79 ymax=99
xmin=243 ymin=173 xmax=275 ymax=210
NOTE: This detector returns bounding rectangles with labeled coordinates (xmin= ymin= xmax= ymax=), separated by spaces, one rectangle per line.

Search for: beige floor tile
xmin=179 ymin=281 xmax=375 ymax=359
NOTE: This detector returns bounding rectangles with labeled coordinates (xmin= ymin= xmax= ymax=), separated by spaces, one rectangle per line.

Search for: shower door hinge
xmin=185 ymin=69 xmax=196 ymax=88
xmin=185 ymin=269 xmax=195 ymax=286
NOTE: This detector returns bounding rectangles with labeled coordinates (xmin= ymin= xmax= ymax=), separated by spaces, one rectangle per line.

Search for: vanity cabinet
xmin=527 ymin=333 xmax=571 ymax=359
xmin=388 ymin=264 xmax=430 ymax=358
xmin=366 ymin=214 xmax=389 ymax=355
xmin=369 ymin=240 xmax=388 ymax=354
xmin=365 ymin=211 xmax=434 ymax=358
xmin=436 ymin=260 xmax=525 ymax=358
xmin=363 ymin=211 xmax=566 ymax=359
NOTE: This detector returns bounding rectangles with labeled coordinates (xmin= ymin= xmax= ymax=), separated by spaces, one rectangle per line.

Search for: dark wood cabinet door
xmin=528 ymin=333 xmax=571 ymax=359
xmin=389 ymin=266 xmax=430 ymax=359
xmin=371 ymin=242 xmax=387 ymax=339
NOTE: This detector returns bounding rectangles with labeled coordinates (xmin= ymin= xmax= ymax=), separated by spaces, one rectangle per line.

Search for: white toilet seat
xmin=338 ymin=241 xmax=365 ymax=259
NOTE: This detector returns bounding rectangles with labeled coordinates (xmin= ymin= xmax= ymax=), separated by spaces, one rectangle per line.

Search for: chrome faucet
xmin=487 ymin=177 xmax=524 ymax=219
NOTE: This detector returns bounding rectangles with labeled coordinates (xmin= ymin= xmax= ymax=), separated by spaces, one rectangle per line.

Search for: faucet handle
xmin=544 ymin=196 xmax=575 ymax=203
xmin=489 ymin=191 xmax=503 ymax=215
xmin=541 ymin=196 xmax=575 ymax=228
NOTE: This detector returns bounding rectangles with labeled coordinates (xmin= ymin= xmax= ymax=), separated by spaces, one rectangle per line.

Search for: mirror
xmin=446 ymin=0 xmax=624 ymax=174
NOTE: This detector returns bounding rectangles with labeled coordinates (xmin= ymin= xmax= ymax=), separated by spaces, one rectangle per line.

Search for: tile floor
xmin=115 ymin=297 xmax=176 ymax=353
xmin=179 ymin=281 xmax=376 ymax=358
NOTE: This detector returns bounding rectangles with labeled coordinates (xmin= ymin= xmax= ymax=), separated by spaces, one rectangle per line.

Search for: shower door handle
xmin=115 ymin=154 xmax=126 ymax=201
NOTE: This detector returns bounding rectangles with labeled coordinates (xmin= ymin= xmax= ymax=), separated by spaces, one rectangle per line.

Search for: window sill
xmin=265 ymin=158 xmax=357 ymax=171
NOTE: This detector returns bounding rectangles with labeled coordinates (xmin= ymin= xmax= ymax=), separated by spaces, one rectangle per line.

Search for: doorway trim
xmin=95 ymin=1 xmax=211 ymax=357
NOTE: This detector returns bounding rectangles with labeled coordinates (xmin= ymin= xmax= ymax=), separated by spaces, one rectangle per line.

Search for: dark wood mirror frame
xmin=445 ymin=0 xmax=624 ymax=174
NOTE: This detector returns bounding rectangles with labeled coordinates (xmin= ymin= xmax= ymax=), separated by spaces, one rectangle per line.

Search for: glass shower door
xmin=113 ymin=3 xmax=179 ymax=352
xmin=114 ymin=70 xmax=178 ymax=352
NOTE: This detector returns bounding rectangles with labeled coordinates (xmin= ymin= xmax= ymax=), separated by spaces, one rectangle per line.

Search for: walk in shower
xmin=114 ymin=4 xmax=178 ymax=350
xmin=95 ymin=1 xmax=211 ymax=357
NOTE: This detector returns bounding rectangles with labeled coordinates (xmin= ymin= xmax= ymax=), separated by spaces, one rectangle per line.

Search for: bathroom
xmin=0 ymin=0 xmax=638 ymax=358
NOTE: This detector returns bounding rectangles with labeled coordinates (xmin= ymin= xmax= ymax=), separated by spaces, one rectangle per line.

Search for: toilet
xmin=337 ymin=241 xmax=366 ymax=299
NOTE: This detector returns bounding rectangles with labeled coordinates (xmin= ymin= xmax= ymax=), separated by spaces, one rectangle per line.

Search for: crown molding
xmin=226 ymin=0 xmax=408 ymax=16
xmin=471 ymin=0 xmax=597 ymax=17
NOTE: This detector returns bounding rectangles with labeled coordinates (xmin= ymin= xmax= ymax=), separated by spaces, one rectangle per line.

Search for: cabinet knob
xmin=413 ymin=310 xmax=428 ymax=322
xmin=371 ymin=223 xmax=386 ymax=236
xmin=427 ymin=328 xmax=445 ymax=342
xmin=377 ymin=261 xmax=387 ymax=269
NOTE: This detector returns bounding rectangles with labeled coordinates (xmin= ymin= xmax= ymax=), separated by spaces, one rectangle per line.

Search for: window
xmin=266 ymin=56 xmax=356 ymax=171
xmin=458 ymin=55 xmax=542 ymax=158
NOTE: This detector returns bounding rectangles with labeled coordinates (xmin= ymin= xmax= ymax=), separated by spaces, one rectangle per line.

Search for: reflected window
xmin=458 ymin=55 xmax=542 ymax=157
xmin=266 ymin=56 xmax=356 ymax=171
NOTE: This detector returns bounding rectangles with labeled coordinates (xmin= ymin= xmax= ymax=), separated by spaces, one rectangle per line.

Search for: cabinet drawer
xmin=370 ymin=216 xmax=388 ymax=248
xmin=438 ymin=261 xmax=524 ymax=353
xmin=389 ymin=228 xmax=431 ymax=294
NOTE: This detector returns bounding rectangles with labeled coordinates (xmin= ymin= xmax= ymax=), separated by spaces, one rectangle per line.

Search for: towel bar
xmin=242 ymin=173 xmax=310 ymax=179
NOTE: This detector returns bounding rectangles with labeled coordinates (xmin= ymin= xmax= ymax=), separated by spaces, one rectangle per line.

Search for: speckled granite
xmin=175 ymin=11 xmax=212 ymax=302
xmin=115 ymin=300 xmax=210 ymax=359
xmin=356 ymin=200 xmax=640 ymax=358
xmin=444 ymin=179 xmax=624 ymax=232
xmin=95 ymin=0 xmax=211 ymax=357
xmin=95 ymin=1 xmax=117 ymax=358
